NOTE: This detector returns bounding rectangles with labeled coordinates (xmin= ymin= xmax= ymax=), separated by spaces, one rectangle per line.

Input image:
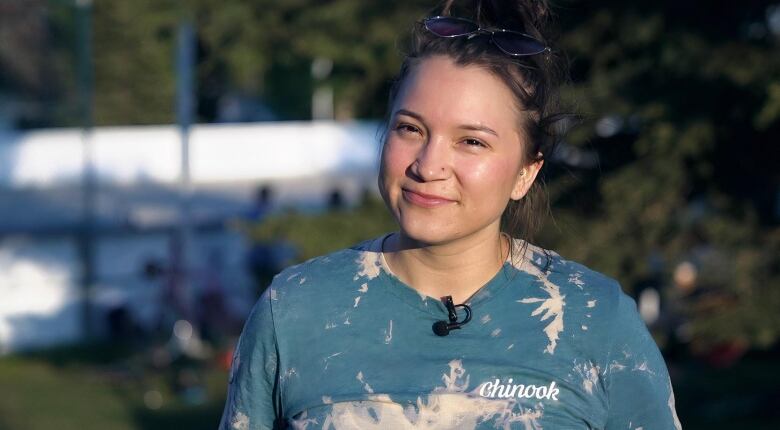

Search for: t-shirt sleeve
xmin=218 ymin=287 xmax=283 ymax=430
xmin=604 ymin=288 xmax=683 ymax=430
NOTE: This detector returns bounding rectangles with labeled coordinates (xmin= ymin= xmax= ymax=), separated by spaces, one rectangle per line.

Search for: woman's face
xmin=379 ymin=55 xmax=542 ymax=245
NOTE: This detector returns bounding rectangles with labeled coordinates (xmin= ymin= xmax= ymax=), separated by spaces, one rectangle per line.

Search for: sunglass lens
xmin=492 ymin=32 xmax=547 ymax=55
xmin=424 ymin=17 xmax=479 ymax=37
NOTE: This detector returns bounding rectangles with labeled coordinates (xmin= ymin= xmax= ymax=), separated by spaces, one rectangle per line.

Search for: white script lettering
xmin=477 ymin=379 xmax=559 ymax=401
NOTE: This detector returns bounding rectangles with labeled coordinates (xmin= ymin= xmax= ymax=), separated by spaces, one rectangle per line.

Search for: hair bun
xmin=439 ymin=0 xmax=552 ymax=40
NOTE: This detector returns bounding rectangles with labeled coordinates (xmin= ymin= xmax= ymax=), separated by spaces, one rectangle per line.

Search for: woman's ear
xmin=510 ymin=154 xmax=544 ymax=201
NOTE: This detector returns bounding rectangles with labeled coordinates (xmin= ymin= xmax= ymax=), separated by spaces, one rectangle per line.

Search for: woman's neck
xmin=382 ymin=228 xmax=509 ymax=305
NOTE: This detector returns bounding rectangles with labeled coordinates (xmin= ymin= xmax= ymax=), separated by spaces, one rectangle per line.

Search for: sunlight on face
xmin=378 ymin=55 xmax=540 ymax=245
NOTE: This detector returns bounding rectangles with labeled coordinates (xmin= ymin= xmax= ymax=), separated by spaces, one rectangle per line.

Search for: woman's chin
xmin=397 ymin=223 xmax=459 ymax=247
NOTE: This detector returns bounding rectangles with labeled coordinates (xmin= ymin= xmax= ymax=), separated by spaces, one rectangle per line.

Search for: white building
xmin=0 ymin=120 xmax=382 ymax=353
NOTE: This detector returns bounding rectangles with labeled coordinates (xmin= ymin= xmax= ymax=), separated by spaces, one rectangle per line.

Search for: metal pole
xmin=176 ymin=16 xmax=196 ymax=322
xmin=76 ymin=0 xmax=95 ymax=340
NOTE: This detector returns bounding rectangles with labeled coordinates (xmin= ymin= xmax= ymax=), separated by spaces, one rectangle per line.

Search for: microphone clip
xmin=432 ymin=295 xmax=472 ymax=337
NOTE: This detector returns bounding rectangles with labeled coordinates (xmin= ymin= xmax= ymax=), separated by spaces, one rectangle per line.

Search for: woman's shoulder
xmin=506 ymin=238 xmax=628 ymax=318
xmin=266 ymin=234 xmax=388 ymax=297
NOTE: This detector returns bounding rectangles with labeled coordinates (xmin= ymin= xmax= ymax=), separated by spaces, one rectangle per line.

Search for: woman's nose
xmin=411 ymin=137 xmax=450 ymax=181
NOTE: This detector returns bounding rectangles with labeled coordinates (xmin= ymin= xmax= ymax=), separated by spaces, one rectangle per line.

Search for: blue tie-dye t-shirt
xmin=219 ymin=233 xmax=683 ymax=430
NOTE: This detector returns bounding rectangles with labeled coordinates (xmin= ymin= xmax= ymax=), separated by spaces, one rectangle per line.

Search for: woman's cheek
xmin=379 ymin=145 xmax=405 ymax=198
xmin=383 ymin=141 xmax=414 ymax=178
xmin=459 ymin=158 xmax=492 ymax=186
xmin=461 ymin=159 xmax=514 ymax=199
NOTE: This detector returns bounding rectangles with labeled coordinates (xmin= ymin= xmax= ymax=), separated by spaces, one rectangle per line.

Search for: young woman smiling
xmin=220 ymin=1 xmax=683 ymax=429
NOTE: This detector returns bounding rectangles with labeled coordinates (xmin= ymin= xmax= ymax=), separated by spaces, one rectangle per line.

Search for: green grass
xmin=0 ymin=357 xmax=136 ymax=430
xmin=0 ymin=343 xmax=227 ymax=430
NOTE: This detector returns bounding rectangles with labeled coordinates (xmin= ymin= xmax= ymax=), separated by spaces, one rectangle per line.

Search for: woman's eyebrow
xmin=394 ymin=108 xmax=499 ymax=137
xmin=394 ymin=108 xmax=424 ymax=122
xmin=458 ymin=123 xmax=499 ymax=137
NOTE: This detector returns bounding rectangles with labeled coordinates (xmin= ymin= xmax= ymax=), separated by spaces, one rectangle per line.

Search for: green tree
xmin=92 ymin=0 xmax=178 ymax=125
xmin=193 ymin=0 xmax=432 ymax=120
xmin=540 ymin=1 xmax=780 ymax=349
xmin=0 ymin=0 xmax=78 ymax=127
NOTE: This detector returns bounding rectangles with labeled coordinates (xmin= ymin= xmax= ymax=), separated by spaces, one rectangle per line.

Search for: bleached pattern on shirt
xmin=315 ymin=360 xmax=544 ymax=429
xmin=264 ymin=349 xmax=278 ymax=379
xmin=384 ymin=320 xmax=393 ymax=344
xmin=353 ymin=282 xmax=369 ymax=308
xmin=323 ymin=352 xmax=343 ymax=371
xmin=356 ymin=371 xmax=374 ymax=393
xmin=633 ymin=361 xmax=655 ymax=375
xmin=567 ymin=271 xmax=585 ymax=289
xmin=612 ymin=348 xmax=657 ymax=379
xmin=607 ymin=360 xmax=626 ymax=373
xmin=323 ymin=265 xmax=370 ymax=329
xmin=509 ymin=239 xmax=566 ymax=355
xmin=281 ymin=367 xmax=298 ymax=383
xmin=668 ymin=376 xmax=683 ymax=430
xmin=354 ymin=249 xmax=382 ymax=281
xmin=569 ymin=359 xmax=601 ymax=395
xmin=289 ymin=410 xmax=317 ymax=430
xmin=231 ymin=411 xmax=249 ymax=430
xmin=324 ymin=308 xmax=353 ymax=329
xmin=517 ymin=280 xmax=566 ymax=355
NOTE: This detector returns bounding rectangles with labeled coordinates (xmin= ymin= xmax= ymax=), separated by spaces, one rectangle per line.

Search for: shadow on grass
xmin=17 ymin=341 xmax=137 ymax=367
xmin=673 ymin=349 xmax=780 ymax=429
xmin=132 ymin=402 xmax=224 ymax=430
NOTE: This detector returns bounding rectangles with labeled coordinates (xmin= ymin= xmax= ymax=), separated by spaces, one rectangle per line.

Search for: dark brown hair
xmin=382 ymin=0 xmax=571 ymax=270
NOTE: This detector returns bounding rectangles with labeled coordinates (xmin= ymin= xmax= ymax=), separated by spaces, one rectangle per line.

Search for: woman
xmin=220 ymin=1 xmax=683 ymax=428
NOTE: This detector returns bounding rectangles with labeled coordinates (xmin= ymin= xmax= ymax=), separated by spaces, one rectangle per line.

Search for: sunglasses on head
xmin=423 ymin=16 xmax=550 ymax=57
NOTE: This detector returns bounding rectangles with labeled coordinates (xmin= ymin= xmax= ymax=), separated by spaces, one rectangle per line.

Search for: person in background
xmin=244 ymin=185 xmax=280 ymax=297
xmin=247 ymin=185 xmax=274 ymax=222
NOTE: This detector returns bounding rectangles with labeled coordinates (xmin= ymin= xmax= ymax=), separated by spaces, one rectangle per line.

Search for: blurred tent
xmin=0 ymin=120 xmax=381 ymax=353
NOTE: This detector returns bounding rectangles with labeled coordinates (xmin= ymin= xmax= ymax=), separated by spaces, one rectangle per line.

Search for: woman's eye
xmin=463 ymin=138 xmax=486 ymax=148
xmin=395 ymin=123 xmax=420 ymax=134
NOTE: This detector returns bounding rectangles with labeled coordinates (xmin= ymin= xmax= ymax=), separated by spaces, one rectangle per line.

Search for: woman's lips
xmin=402 ymin=189 xmax=455 ymax=208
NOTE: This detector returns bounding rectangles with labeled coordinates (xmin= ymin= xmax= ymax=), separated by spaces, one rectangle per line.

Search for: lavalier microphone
xmin=432 ymin=295 xmax=472 ymax=336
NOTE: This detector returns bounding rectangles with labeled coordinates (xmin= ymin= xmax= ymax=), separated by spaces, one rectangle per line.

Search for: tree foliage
xmin=92 ymin=0 xmax=178 ymax=125
xmin=192 ymin=0 xmax=432 ymax=119
xmin=542 ymin=1 xmax=780 ymax=349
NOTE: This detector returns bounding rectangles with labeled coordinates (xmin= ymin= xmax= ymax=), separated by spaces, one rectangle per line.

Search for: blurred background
xmin=0 ymin=0 xmax=778 ymax=428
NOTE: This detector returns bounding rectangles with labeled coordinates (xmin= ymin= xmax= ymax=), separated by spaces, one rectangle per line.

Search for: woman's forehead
xmin=393 ymin=56 xmax=522 ymax=130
